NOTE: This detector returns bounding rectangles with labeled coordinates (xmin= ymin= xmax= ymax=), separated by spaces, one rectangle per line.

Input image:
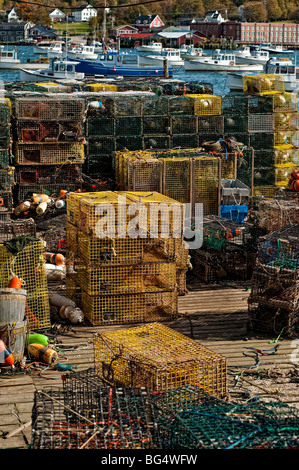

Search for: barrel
xmin=0 ymin=288 xmax=27 ymax=323
xmin=0 ymin=320 xmax=27 ymax=363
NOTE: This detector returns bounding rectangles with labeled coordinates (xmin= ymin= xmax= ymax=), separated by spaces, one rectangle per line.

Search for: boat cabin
xmin=98 ymin=52 xmax=140 ymax=65
xmin=266 ymin=58 xmax=296 ymax=77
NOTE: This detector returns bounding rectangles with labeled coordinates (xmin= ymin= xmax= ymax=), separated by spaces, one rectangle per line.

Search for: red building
xmin=190 ymin=20 xmax=299 ymax=45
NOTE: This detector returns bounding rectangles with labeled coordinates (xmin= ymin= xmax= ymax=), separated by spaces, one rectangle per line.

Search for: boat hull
xmin=138 ymin=55 xmax=183 ymax=67
xmin=69 ymin=57 xmax=173 ymax=77
xmin=235 ymin=56 xmax=269 ymax=66
xmin=184 ymin=60 xmax=263 ymax=72
xmin=228 ymin=72 xmax=298 ymax=92
xmin=0 ymin=61 xmax=49 ymax=70
xmin=19 ymin=68 xmax=84 ymax=82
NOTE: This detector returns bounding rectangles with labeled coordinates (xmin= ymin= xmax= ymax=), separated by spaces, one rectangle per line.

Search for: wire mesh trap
xmin=31 ymin=386 xmax=160 ymax=449
xmin=93 ymin=323 xmax=227 ymax=397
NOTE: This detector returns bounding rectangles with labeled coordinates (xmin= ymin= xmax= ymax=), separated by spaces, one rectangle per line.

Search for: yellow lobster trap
xmin=93 ymin=323 xmax=227 ymax=397
xmin=243 ymin=75 xmax=285 ymax=95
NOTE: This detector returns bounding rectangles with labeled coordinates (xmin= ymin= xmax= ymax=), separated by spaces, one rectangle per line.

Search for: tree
xmin=242 ymin=1 xmax=267 ymax=22
xmin=266 ymin=0 xmax=282 ymax=20
xmin=289 ymin=7 xmax=299 ymax=22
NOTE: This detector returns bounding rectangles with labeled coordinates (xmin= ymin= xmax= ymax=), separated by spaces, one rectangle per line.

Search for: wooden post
xmin=163 ymin=58 xmax=169 ymax=78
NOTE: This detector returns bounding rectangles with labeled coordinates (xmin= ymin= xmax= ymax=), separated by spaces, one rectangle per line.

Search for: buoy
xmin=28 ymin=343 xmax=58 ymax=364
xmin=0 ymin=339 xmax=14 ymax=366
xmin=50 ymin=293 xmax=76 ymax=309
xmin=13 ymin=200 xmax=31 ymax=216
xmin=36 ymin=201 xmax=48 ymax=215
xmin=8 ymin=277 xmax=22 ymax=289
xmin=60 ymin=305 xmax=84 ymax=324
xmin=25 ymin=333 xmax=49 ymax=347
xmin=55 ymin=199 xmax=65 ymax=209
xmin=44 ymin=252 xmax=65 ymax=266
xmin=31 ymin=193 xmax=50 ymax=204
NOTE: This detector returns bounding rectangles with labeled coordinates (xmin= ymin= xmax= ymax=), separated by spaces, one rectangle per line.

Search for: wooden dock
xmin=0 ymin=281 xmax=298 ymax=449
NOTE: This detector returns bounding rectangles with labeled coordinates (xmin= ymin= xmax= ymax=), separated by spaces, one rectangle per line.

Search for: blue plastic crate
xmin=220 ymin=204 xmax=247 ymax=224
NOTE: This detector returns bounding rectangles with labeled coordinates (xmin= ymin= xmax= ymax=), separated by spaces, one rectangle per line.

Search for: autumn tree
xmin=266 ymin=0 xmax=282 ymax=20
xmin=242 ymin=1 xmax=267 ymax=22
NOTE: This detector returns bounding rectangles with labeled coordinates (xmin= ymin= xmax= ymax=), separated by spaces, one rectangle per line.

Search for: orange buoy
xmin=290 ymin=170 xmax=299 ymax=181
xmin=0 ymin=339 xmax=14 ymax=366
xmin=28 ymin=343 xmax=58 ymax=364
xmin=291 ymin=179 xmax=299 ymax=192
xmin=44 ymin=252 xmax=65 ymax=266
xmin=8 ymin=277 xmax=22 ymax=289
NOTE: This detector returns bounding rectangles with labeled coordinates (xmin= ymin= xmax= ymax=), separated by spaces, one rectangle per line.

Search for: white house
xmin=72 ymin=4 xmax=97 ymax=22
xmin=5 ymin=7 xmax=19 ymax=23
xmin=49 ymin=8 xmax=66 ymax=22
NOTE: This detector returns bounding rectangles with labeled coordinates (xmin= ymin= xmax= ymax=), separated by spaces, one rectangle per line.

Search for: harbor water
xmin=2 ymin=45 xmax=299 ymax=95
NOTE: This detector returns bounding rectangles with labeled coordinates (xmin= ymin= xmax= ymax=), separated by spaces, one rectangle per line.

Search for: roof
xmin=134 ymin=14 xmax=158 ymax=23
xmin=73 ymin=4 xmax=95 ymax=11
xmin=118 ymin=32 xmax=154 ymax=38
xmin=157 ymin=31 xmax=192 ymax=39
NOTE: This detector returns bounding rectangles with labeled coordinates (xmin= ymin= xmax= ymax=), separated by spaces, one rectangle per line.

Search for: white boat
xmin=67 ymin=45 xmax=98 ymax=60
xmin=138 ymin=48 xmax=184 ymax=67
xmin=228 ymin=56 xmax=299 ymax=92
xmin=90 ymin=40 xmax=103 ymax=53
xmin=0 ymin=45 xmax=50 ymax=70
xmin=19 ymin=59 xmax=84 ymax=82
xmin=180 ymin=45 xmax=206 ymax=60
xmin=34 ymin=41 xmax=64 ymax=55
xmin=259 ymin=43 xmax=293 ymax=54
xmin=136 ymin=42 xmax=163 ymax=53
xmin=184 ymin=49 xmax=264 ymax=72
xmin=47 ymin=42 xmax=65 ymax=58
xmin=234 ymin=46 xmax=252 ymax=59
xmin=235 ymin=48 xmax=271 ymax=66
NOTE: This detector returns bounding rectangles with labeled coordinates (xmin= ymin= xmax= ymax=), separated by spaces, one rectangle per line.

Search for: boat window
xmin=288 ymin=66 xmax=295 ymax=74
xmin=107 ymin=55 xmax=114 ymax=61
xmin=99 ymin=54 xmax=106 ymax=60
xmin=122 ymin=56 xmax=138 ymax=64
xmin=67 ymin=65 xmax=73 ymax=72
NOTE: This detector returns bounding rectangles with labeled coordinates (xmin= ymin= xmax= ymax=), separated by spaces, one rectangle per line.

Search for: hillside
xmin=1 ymin=0 xmax=299 ymax=27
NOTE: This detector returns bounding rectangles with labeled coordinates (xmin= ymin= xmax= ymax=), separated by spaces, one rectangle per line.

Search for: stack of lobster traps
xmin=248 ymin=224 xmax=299 ymax=337
xmin=190 ymin=215 xmax=258 ymax=283
xmin=65 ymin=191 xmax=189 ymax=326
xmin=12 ymin=95 xmax=87 ymax=203
xmin=0 ymin=98 xmax=13 ymax=220
xmin=224 ymin=76 xmax=299 ymax=197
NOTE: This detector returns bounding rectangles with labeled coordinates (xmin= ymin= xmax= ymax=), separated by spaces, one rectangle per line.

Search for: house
xmin=110 ymin=24 xmax=139 ymax=37
xmin=204 ymin=10 xmax=226 ymax=22
xmin=133 ymin=14 xmax=164 ymax=32
xmin=72 ymin=4 xmax=97 ymax=22
xmin=0 ymin=21 xmax=32 ymax=42
xmin=29 ymin=25 xmax=59 ymax=41
xmin=49 ymin=8 xmax=66 ymax=22
xmin=5 ymin=6 xmax=19 ymax=23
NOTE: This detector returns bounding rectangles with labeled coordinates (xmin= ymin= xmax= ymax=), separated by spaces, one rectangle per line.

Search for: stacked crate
xmin=66 ymin=191 xmax=188 ymax=325
xmin=248 ymin=224 xmax=299 ymax=337
xmin=224 ymin=75 xmax=299 ymax=196
xmin=0 ymin=239 xmax=51 ymax=329
xmin=0 ymin=98 xmax=13 ymax=220
xmin=93 ymin=323 xmax=227 ymax=397
xmin=114 ymin=148 xmax=238 ymax=217
xmin=13 ymin=95 xmax=86 ymax=202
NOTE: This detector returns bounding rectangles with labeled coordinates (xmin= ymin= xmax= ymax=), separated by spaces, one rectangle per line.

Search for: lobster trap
xmin=0 ymin=167 xmax=14 ymax=191
xmin=16 ymin=121 xmax=84 ymax=143
xmin=14 ymin=97 xmax=86 ymax=121
xmin=257 ymin=224 xmax=299 ymax=269
xmin=17 ymin=182 xmax=82 ymax=203
xmin=115 ymin=116 xmax=142 ymax=136
xmin=221 ymin=95 xmax=250 ymax=115
xmin=0 ymin=239 xmax=51 ymax=329
xmin=81 ymin=289 xmax=178 ymax=325
xmin=86 ymin=117 xmax=115 ymax=137
xmin=274 ymin=111 xmax=299 ymax=131
xmin=274 ymin=146 xmax=299 ymax=166
xmin=163 ymin=157 xmax=192 ymax=203
xmin=0 ymin=190 xmax=13 ymax=213
xmin=190 ymin=246 xmax=256 ymax=283
xmin=255 ymin=199 xmax=299 ymax=232
xmin=75 ymin=260 xmax=177 ymax=296
xmin=201 ymin=215 xmax=256 ymax=251
xmin=31 ymin=386 xmax=160 ymax=449
xmin=143 ymin=116 xmax=170 ymax=135
xmin=15 ymin=142 xmax=85 ymax=165
xmin=168 ymin=96 xmax=195 ymax=115
xmin=0 ymin=218 xmax=36 ymax=243
xmin=16 ymin=164 xmax=82 ymax=185
xmin=143 ymin=135 xmax=171 ymax=150
xmin=198 ymin=115 xmax=224 ymax=134
xmin=274 ymin=130 xmax=299 ymax=147
xmin=170 ymin=116 xmax=198 ymax=135
xmin=142 ymin=95 xmax=169 ymax=116
xmin=93 ymin=323 xmax=227 ymax=397
xmin=247 ymin=114 xmax=275 ymax=133
xmin=243 ymin=75 xmax=285 ymax=95
xmin=248 ymin=300 xmax=299 ymax=337
xmin=0 ymin=149 xmax=10 ymax=169
xmin=87 ymin=137 xmax=115 ymax=156
xmin=186 ymin=94 xmax=222 ymax=116
xmin=193 ymin=156 xmax=220 ymax=216
xmin=113 ymin=94 xmax=143 ymax=117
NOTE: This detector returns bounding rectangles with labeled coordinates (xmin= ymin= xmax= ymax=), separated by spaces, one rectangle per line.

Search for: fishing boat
xmin=68 ymin=50 xmax=173 ymax=77
xmin=180 ymin=45 xmax=206 ymax=61
xmin=136 ymin=42 xmax=163 ymax=53
xmin=184 ymin=49 xmax=263 ymax=72
xmin=228 ymin=56 xmax=299 ymax=92
xmin=90 ymin=40 xmax=103 ymax=53
xmin=67 ymin=44 xmax=98 ymax=60
xmin=34 ymin=41 xmax=64 ymax=55
xmin=259 ymin=43 xmax=293 ymax=54
xmin=138 ymin=48 xmax=184 ymax=67
xmin=235 ymin=48 xmax=270 ymax=66
xmin=0 ymin=45 xmax=50 ymax=70
xmin=19 ymin=59 xmax=84 ymax=82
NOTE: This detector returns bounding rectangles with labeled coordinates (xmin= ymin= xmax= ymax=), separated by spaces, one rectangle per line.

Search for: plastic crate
xmin=220 ymin=204 xmax=248 ymax=223
xmin=221 ymin=179 xmax=250 ymax=205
